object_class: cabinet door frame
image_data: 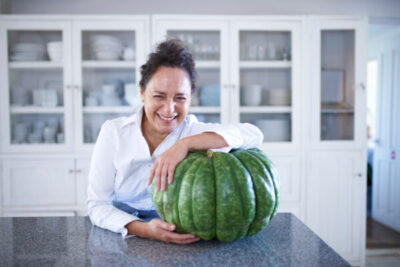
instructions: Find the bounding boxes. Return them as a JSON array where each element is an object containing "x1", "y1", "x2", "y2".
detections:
[
  {"x1": 308, "y1": 18, "x2": 368, "y2": 150},
  {"x1": 0, "y1": 19, "x2": 73, "y2": 153},
  {"x1": 152, "y1": 15, "x2": 230, "y2": 124},
  {"x1": 72, "y1": 17, "x2": 150, "y2": 152},
  {"x1": 230, "y1": 17, "x2": 302, "y2": 152}
]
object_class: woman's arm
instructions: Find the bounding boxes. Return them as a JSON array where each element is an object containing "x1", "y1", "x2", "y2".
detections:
[{"x1": 148, "y1": 132, "x2": 227, "y2": 191}]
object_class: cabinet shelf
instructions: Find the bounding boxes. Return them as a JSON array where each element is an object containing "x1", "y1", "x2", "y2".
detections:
[
  {"x1": 239, "y1": 106, "x2": 292, "y2": 113},
  {"x1": 189, "y1": 106, "x2": 221, "y2": 113},
  {"x1": 10, "y1": 106, "x2": 64, "y2": 114},
  {"x1": 83, "y1": 106, "x2": 136, "y2": 114},
  {"x1": 82, "y1": 61, "x2": 136, "y2": 69},
  {"x1": 195, "y1": 61, "x2": 220, "y2": 69},
  {"x1": 239, "y1": 61, "x2": 291, "y2": 69},
  {"x1": 9, "y1": 61, "x2": 63, "y2": 69},
  {"x1": 321, "y1": 103, "x2": 354, "y2": 114}
]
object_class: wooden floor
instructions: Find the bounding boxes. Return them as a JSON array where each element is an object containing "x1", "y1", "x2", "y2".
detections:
[{"x1": 367, "y1": 217, "x2": 400, "y2": 248}]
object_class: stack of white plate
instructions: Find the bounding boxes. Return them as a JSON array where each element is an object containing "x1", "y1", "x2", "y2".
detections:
[
  {"x1": 253, "y1": 119, "x2": 290, "y2": 141},
  {"x1": 267, "y1": 88, "x2": 291, "y2": 106},
  {"x1": 47, "y1": 41, "x2": 63, "y2": 62},
  {"x1": 90, "y1": 35, "x2": 123, "y2": 61},
  {"x1": 10, "y1": 43, "x2": 46, "y2": 61}
]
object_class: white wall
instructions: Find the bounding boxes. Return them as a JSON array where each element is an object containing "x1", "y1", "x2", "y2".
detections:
[{"x1": 4, "y1": 0, "x2": 400, "y2": 18}]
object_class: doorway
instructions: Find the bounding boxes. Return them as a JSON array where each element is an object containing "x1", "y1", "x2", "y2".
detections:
[{"x1": 366, "y1": 21, "x2": 400, "y2": 249}]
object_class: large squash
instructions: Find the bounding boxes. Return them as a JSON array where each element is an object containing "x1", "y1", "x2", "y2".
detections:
[{"x1": 151, "y1": 148, "x2": 280, "y2": 242}]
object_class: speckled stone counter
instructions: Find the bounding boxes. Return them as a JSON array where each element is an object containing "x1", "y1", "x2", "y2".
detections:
[{"x1": 0, "y1": 213, "x2": 350, "y2": 267}]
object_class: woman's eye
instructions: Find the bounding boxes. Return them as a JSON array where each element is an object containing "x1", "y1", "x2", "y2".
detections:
[
  {"x1": 153, "y1": 95, "x2": 163, "y2": 99},
  {"x1": 176, "y1": 97, "x2": 186, "y2": 101}
]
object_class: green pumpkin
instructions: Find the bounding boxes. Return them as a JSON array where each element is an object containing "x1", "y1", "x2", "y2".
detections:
[{"x1": 151, "y1": 148, "x2": 280, "y2": 242}]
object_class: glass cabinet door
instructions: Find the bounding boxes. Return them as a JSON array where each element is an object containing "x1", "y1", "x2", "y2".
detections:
[
  {"x1": 0, "y1": 20, "x2": 72, "y2": 152},
  {"x1": 311, "y1": 19, "x2": 366, "y2": 149},
  {"x1": 152, "y1": 18, "x2": 229, "y2": 124},
  {"x1": 72, "y1": 19, "x2": 148, "y2": 148},
  {"x1": 230, "y1": 20, "x2": 301, "y2": 148}
]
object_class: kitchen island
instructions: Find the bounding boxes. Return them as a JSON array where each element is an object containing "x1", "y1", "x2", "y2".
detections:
[{"x1": 0, "y1": 213, "x2": 350, "y2": 266}]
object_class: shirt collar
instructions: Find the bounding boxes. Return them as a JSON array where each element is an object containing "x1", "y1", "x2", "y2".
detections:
[{"x1": 121, "y1": 105, "x2": 144, "y2": 128}]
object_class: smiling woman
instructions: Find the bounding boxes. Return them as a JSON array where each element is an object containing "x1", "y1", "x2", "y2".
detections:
[{"x1": 86, "y1": 39, "x2": 264, "y2": 244}]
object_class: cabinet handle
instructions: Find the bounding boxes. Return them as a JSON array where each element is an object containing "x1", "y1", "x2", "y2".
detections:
[
  {"x1": 69, "y1": 169, "x2": 74, "y2": 173},
  {"x1": 357, "y1": 173, "x2": 363, "y2": 178},
  {"x1": 76, "y1": 169, "x2": 82, "y2": 173},
  {"x1": 74, "y1": 85, "x2": 81, "y2": 91},
  {"x1": 66, "y1": 85, "x2": 72, "y2": 90}
]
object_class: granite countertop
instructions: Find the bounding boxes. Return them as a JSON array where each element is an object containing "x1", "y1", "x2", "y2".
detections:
[{"x1": 0, "y1": 213, "x2": 350, "y2": 267}]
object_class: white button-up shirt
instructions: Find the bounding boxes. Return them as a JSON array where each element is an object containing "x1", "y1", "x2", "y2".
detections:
[{"x1": 87, "y1": 107, "x2": 263, "y2": 237}]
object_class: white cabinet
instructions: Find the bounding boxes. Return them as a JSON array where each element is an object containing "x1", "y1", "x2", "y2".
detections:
[
  {"x1": 306, "y1": 17, "x2": 367, "y2": 267},
  {"x1": 2, "y1": 158, "x2": 75, "y2": 207},
  {"x1": 306, "y1": 151, "x2": 366, "y2": 266},
  {"x1": 1, "y1": 157, "x2": 91, "y2": 216},
  {"x1": 0, "y1": 16, "x2": 150, "y2": 153},
  {"x1": 152, "y1": 15, "x2": 302, "y2": 152}
]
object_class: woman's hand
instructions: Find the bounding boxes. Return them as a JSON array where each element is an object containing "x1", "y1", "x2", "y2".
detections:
[
  {"x1": 127, "y1": 219, "x2": 200, "y2": 244},
  {"x1": 147, "y1": 139, "x2": 189, "y2": 191}
]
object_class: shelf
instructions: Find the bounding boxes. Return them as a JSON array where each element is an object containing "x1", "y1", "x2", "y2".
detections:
[
  {"x1": 321, "y1": 103, "x2": 354, "y2": 114},
  {"x1": 82, "y1": 61, "x2": 136, "y2": 69},
  {"x1": 8, "y1": 61, "x2": 63, "y2": 69},
  {"x1": 239, "y1": 61, "x2": 291, "y2": 69},
  {"x1": 10, "y1": 106, "x2": 64, "y2": 114},
  {"x1": 239, "y1": 106, "x2": 292, "y2": 113},
  {"x1": 195, "y1": 61, "x2": 220, "y2": 69},
  {"x1": 189, "y1": 106, "x2": 221, "y2": 113},
  {"x1": 83, "y1": 106, "x2": 136, "y2": 114}
]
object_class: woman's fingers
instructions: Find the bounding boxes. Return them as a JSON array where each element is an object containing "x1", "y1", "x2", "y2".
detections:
[
  {"x1": 168, "y1": 165, "x2": 175, "y2": 185},
  {"x1": 147, "y1": 162, "x2": 157, "y2": 186},
  {"x1": 160, "y1": 163, "x2": 169, "y2": 191},
  {"x1": 154, "y1": 162, "x2": 163, "y2": 191}
]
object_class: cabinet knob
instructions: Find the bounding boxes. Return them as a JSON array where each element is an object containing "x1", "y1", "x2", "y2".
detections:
[
  {"x1": 357, "y1": 173, "x2": 362, "y2": 178},
  {"x1": 69, "y1": 169, "x2": 74, "y2": 173},
  {"x1": 76, "y1": 169, "x2": 82, "y2": 173}
]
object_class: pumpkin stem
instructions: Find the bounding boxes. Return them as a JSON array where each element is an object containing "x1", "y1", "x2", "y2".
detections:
[{"x1": 206, "y1": 150, "x2": 214, "y2": 158}]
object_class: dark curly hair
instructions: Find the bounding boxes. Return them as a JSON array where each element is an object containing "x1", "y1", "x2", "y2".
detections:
[{"x1": 139, "y1": 39, "x2": 197, "y2": 94}]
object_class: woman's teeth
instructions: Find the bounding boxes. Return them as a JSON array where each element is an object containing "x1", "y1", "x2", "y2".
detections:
[{"x1": 158, "y1": 114, "x2": 176, "y2": 121}]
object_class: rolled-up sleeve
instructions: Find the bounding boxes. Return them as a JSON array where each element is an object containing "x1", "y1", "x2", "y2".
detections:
[
  {"x1": 183, "y1": 115, "x2": 264, "y2": 152},
  {"x1": 86, "y1": 120, "x2": 140, "y2": 237}
]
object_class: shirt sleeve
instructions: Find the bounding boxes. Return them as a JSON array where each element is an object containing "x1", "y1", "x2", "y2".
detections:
[
  {"x1": 182, "y1": 115, "x2": 264, "y2": 153},
  {"x1": 86, "y1": 120, "x2": 140, "y2": 237}
]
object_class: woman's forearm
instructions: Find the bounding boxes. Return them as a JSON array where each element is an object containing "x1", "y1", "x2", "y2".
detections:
[{"x1": 180, "y1": 132, "x2": 228, "y2": 151}]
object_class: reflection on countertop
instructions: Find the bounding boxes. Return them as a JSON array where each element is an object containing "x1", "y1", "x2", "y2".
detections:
[{"x1": 0, "y1": 213, "x2": 350, "y2": 267}]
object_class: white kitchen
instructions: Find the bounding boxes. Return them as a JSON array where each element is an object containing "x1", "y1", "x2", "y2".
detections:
[{"x1": 0, "y1": 1, "x2": 399, "y2": 266}]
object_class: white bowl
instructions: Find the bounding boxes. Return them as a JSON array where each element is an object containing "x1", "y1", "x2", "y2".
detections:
[
  {"x1": 94, "y1": 51, "x2": 120, "y2": 60},
  {"x1": 267, "y1": 88, "x2": 291, "y2": 106}
]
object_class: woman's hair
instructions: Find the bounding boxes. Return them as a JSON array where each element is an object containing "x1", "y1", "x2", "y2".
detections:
[{"x1": 139, "y1": 39, "x2": 197, "y2": 93}]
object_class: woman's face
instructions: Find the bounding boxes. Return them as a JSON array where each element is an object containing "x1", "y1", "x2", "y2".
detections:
[{"x1": 140, "y1": 66, "x2": 191, "y2": 137}]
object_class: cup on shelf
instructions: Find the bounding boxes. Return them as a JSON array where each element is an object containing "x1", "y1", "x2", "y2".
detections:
[
  {"x1": 242, "y1": 84, "x2": 263, "y2": 106},
  {"x1": 28, "y1": 132, "x2": 42, "y2": 144},
  {"x1": 10, "y1": 87, "x2": 28, "y2": 106},
  {"x1": 56, "y1": 133, "x2": 64, "y2": 143},
  {"x1": 13, "y1": 123, "x2": 28, "y2": 143},
  {"x1": 43, "y1": 126, "x2": 56, "y2": 143},
  {"x1": 85, "y1": 96, "x2": 98, "y2": 106}
]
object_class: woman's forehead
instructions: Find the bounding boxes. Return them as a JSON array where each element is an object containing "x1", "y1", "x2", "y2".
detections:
[{"x1": 148, "y1": 67, "x2": 191, "y2": 94}]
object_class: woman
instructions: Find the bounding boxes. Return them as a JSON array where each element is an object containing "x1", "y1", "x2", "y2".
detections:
[{"x1": 87, "y1": 39, "x2": 263, "y2": 244}]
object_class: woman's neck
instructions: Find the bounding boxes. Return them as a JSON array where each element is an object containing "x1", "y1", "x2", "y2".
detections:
[{"x1": 141, "y1": 114, "x2": 167, "y2": 155}]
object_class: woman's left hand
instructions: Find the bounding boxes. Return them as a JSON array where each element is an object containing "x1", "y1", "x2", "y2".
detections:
[{"x1": 148, "y1": 139, "x2": 189, "y2": 191}]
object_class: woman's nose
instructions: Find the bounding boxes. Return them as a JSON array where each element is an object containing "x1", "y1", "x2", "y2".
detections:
[{"x1": 163, "y1": 99, "x2": 176, "y2": 114}]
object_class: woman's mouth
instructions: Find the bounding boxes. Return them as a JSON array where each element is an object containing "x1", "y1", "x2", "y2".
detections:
[{"x1": 157, "y1": 113, "x2": 177, "y2": 122}]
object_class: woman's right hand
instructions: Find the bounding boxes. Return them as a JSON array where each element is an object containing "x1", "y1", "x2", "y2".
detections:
[{"x1": 127, "y1": 219, "x2": 200, "y2": 244}]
